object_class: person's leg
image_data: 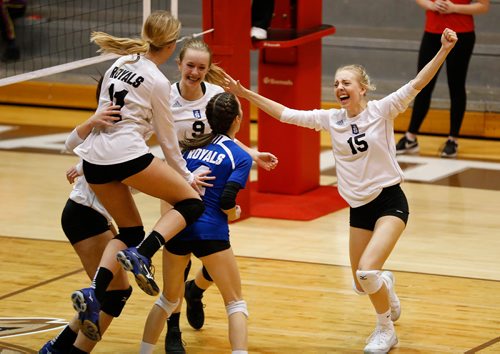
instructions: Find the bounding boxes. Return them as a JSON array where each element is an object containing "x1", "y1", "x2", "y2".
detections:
[
  {"x1": 72, "y1": 233, "x2": 129, "y2": 352},
  {"x1": 123, "y1": 158, "x2": 202, "y2": 245},
  {"x1": 407, "y1": 32, "x2": 442, "y2": 136},
  {"x1": 351, "y1": 216, "x2": 405, "y2": 352},
  {"x1": 202, "y1": 248, "x2": 247, "y2": 352},
  {"x1": 446, "y1": 32, "x2": 475, "y2": 139},
  {"x1": 44, "y1": 228, "x2": 131, "y2": 352},
  {"x1": 113, "y1": 158, "x2": 203, "y2": 295},
  {"x1": 71, "y1": 183, "x2": 143, "y2": 337},
  {"x1": 184, "y1": 265, "x2": 213, "y2": 330},
  {"x1": 71, "y1": 312, "x2": 114, "y2": 353},
  {"x1": 0, "y1": 0, "x2": 21, "y2": 61},
  {"x1": 396, "y1": 33, "x2": 442, "y2": 154},
  {"x1": 251, "y1": 0, "x2": 275, "y2": 29},
  {"x1": 140, "y1": 250, "x2": 190, "y2": 353},
  {"x1": 355, "y1": 217, "x2": 404, "y2": 313}
]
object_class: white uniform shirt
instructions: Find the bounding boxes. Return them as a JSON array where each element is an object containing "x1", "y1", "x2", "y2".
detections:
[
  {"x1": 281, "y1": 82, "x2": 420, "y2": 208},
  {"x1": 65, "y1": 130, "x2": 112, "y2": 221},
  {"x1": 74, "y1": 55, "x2": 192, "y2": 183},
  {"x1": 170, "y1": 81, "x2": 224, "y2": 141}
]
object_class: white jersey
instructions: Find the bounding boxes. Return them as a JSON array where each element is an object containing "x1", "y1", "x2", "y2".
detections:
[
  {"x1": 65, "y1": 130, "x2": 112, "y2": 221},
  {"x1": 281, "y1": 82, "x2": 420, "y2": 208},
  {"x1": 170, "y1": 81, "x2": 224, "y2": 141},
  {"x1": 74, "y1": 55, "x2": 192, "y2": 182},
  {"x1": 70, "y1": 172, "x2": 113, "y2": 222}
]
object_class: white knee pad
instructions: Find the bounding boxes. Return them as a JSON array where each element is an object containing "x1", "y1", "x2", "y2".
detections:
[
  {"x1": 356, "y1": 270, "x2": 383, "y2": 295},
  {"x1": 352, "y1": 280, "x2": 366, "y2": 295},
  {"x1": 154, "y1": 294, "x2": 179, "y2": 317},
  {"x1": 226, "y1": 300, "x2": 249, "y2": 318}
]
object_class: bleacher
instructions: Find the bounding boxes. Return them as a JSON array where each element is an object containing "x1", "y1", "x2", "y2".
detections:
[{"x1": 1, "y1": 0, "x2": 499, "y2": 137}]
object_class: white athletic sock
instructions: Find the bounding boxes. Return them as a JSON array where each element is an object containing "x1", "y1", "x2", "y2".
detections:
[
  {"x1": 405, "y1": 132, "x2": 416, "y2": 141},
  {"x1": 232, "y1": 351, "x2": 248, "y2": 354},
  {"x1": 139, "y1": 341, "x2": 155, "y2": 354},
  {"x1": 377, "y1": 308, "x2": 392, "y2": 326}
]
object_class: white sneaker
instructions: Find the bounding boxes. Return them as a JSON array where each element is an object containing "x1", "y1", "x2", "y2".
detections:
[
  {"x1": 364, "y1": 324, "x2": 398, "y2": 354},
  {"x1": 251, "y1": 27, "x2": 267, "y2": 40},
  {"x1": 381, "y1": 271, "x2": 401, "y2": 322}
]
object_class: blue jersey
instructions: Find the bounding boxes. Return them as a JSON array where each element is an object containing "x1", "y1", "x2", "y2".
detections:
[{"x1": 177, "y1": 134, "x2": 252, "y2": 241}]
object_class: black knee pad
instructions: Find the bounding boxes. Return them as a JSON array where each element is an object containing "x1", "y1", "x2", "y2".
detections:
[
  {"x1": 202, "y1": 265, "x2": 213, "y2": 282},
  {"x1": 174, "y1": 198, "x2": 205, "y2": 226},
  {"x1": 183, "y1": 259, "x2": 192, "y2": 282},
  {"x1": 114, "y1": 226, "x2": 145, "y2": 247},
  {"x1": 101, "y1": 286, "x2": 133, "y2": 317}
]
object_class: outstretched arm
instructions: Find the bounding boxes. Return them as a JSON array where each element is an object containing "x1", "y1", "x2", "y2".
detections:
[
  {"x1": 224, "y1": 73, "x2": 287, "y2": 121},
  {"x1": 411, "y1": 28, "x2": 458, "y2": 91},
  {"x1": 234, "y1": 139, "x2": 278, "y2": 171}
]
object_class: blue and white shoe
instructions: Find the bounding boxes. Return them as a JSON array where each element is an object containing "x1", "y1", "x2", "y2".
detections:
[
  {"x1": 38, "y1": 339, "x2": 63, "y2": 354},
  {"x1": 116, "y1": 247, "x2": 159, "y2": 296},
  {"x1": 71, "y1": 287, "x2": 101, "y2": 341}
]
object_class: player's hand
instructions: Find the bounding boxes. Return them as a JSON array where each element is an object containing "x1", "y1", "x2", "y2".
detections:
[
  {"x1": 432, "y1": 0, "x2": 447, "y2": 13},
  {"x1": 441, "y1": 28, "x2": 458, "y2": 51},
  {"x1": 223, "y1": 73, "x2": 247, "y2": 98},
  {"x1": 190, "y1": 169, "x2": 215, "y2": 195},
  {"x1": 66, "y1": 165, "x2": 80, "y2": 184},
  {"x1": 194, "y1": 169, "x2": 215, "y2": 187},
  {"x1": 89, "y1": 103, "x2": 121, "y2": 129},
  {"x1": 255, "y1": 152, "x2": 278, "y2": 171},
  {"x1": 436, "y1": 0, "x2": 455, "y2": 14}
]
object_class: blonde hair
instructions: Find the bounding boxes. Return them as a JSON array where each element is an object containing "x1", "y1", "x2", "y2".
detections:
[
  {"x1": 177, "y1": 38, "x2": 227, "y2": 87},
  {"x1": 91, "y1": 10, "x2": 181, "y2": 55},
  {"x1": 335, "y1": 64, "x2": 376, "y2": 93}
]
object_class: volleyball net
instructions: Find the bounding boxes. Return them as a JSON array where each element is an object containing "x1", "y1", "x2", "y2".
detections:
[{"x1": 0, "y1": 0, "x2": 191, "y2": 87}]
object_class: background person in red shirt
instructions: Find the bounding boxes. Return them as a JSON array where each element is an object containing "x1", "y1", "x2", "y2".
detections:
[{"x1": 396, "y1": 0, "x2": 489, "y2": 158}]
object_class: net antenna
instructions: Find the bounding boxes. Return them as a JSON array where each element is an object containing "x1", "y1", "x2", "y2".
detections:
[{"x1": 0, "y1": 0, "x2": 212, "y2": 88}]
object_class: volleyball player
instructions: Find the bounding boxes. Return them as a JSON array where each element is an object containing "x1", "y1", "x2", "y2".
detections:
[
  {"x1": 40, "y1": 105, "x2": 132, "y2": 353},
  {"x1": 68, "y1": 11, "x2": 211, "y2": 342},
  {"x1": 164, "y1": 38, "x2": 278, "y2": 352},
  {"x1": 140, "y1": 92, "x2": 252, "y2": 354},
  {"x1": 224, "y1": 28, "x2": 457, "y2": 353}
]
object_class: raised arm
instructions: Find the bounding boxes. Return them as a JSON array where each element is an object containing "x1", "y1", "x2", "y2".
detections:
[
  {"x1": 411, "y1": 28, "x2": 457, "y2": 91},
  {"x1": 224, "y1": 73, "x2": 287, "y2": 121}
]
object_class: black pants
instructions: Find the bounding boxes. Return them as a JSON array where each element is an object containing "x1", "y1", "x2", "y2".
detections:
[
  {"x1": 408, "y1": 31, "x2": 476, "y2": 137},
  {"x1": 0, "y1": 0, "x2": 26, "y2": 41},
  {"x1": 252, "y1": 0, "x2": 275, "y2": 29}
]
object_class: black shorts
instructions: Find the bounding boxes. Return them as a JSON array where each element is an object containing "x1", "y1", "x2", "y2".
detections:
[
  {"x1": 349, "y1": 184, "x2": 409, "y2": 231},
  {"x1": 83, "y1": 153, "x2": 155, "y2": 184},
  {"x1": 61, "y1": 199, "x2": 111, "y2": 245},
  {"x1": 165, "y1": 238, "x2": 231, "y2": 258}
]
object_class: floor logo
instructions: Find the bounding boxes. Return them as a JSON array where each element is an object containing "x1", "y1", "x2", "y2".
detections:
[{"x1": 0, "y1": 317, "x2": 66, "y2": 339}]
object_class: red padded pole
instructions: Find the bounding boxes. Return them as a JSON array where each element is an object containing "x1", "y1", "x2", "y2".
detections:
[
  {"x1": 202, "y1": 0, "x2": 252, "y2": 219},
  {"x1": 257, "y1": 0, "x2": 323, "y2": 194}
]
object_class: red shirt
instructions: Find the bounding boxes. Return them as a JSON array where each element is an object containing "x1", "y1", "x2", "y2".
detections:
[{"x1": 425, "y1": 0, "x2": 475, "y2": 33}]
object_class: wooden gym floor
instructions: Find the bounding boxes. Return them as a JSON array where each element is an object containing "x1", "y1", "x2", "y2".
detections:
[{"x1": 1, "y1": 104, "x2": 500, "y2": 353}]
